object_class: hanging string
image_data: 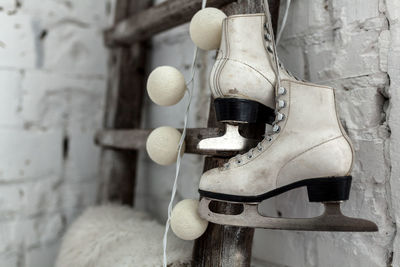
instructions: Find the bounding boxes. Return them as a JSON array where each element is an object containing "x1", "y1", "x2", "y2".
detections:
[
  {"x1": 276, "y1": 0, "x2": 291, "y2": 45},
  {"x1": 162, "y1": 1, "x2": 207, "y2": 266},
  {"x1": 264, "y1": 0, "x2": 281, "y2": 90}
]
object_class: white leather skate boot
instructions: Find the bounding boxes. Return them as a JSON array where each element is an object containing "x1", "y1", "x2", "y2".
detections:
[
  {"x1": 198, "y1": 1, "x2": 377, "y2": 232},
  {"x1": 201, "y1": 79, "x2": 354, "y2": 200},
  {"x1": 198, "y1": 13, "x2": 294, "y2": 152}
]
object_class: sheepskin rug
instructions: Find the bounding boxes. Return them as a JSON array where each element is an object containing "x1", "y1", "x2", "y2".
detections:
[{"x1": 55, "y1": 205, "x2": 192, "y2": 267}]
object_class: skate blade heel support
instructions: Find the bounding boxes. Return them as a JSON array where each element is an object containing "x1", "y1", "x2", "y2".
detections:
[
  {"x1": 197, "y1": 98, "x2": 274, "y2": 153},
  {"x1": 306, "y1": 176, "x2": 352, "y2": 202},
  {"x1": 198, "y1": 176, "x2": 378, "y2": 232},
  {"x1": 214, "y1": 98, "x2": 275, "y2": 124}
]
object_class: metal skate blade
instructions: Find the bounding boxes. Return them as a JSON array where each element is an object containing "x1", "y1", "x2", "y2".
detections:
[
  {"x1": 199, "y1": 198, "x2": 378, "y2": 232},
  {"x1": 197, "y1": 124, "x2": 258, "y2": 152}
]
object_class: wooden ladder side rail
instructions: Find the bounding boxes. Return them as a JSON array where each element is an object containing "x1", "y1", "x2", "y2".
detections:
[{"x1": 98, "y1": 0, "x2": 152, "y2": 205}]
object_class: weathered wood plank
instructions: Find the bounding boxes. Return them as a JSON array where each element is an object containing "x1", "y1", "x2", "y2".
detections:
[
  {"x1": 105, "y1": 0, "x2": 236, "y2": 47},
  {"x1": 95, "y1": 127, "x2": 263, "y2": 156},
  {"x1": 95, "y1": 128, "x2": 221, "y2": 154},
  {"x1": 192, "y1": 1, "x2": 280, "y2": 266},
  {"x1": 98, "y1": 0, "x2": 152, "y2": 205},
  {"x1": 192, "y1": 102, "x2": 257, "y2": 266}
]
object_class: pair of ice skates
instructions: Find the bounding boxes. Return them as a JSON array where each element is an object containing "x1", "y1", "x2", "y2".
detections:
[{"x1": 196, "y1": 5, "x2": 377, "y2": 232}]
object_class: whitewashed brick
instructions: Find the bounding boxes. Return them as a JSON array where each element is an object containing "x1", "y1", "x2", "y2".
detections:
[
  {"x1": 43, "y1": 25, "x2": 108, "y2": 75},
  {"x1": 21, "y1": 0, "x2": 114, "y2": 28},
  {"x1": 21, "y1": 71, "x2": 106, "y2": 128},
  {"x1": 0, "y1": 70, "x2": 23, "y2": 127},
  {"x1": 0, "y1": 1, "x2": 110, "y2": 266},
  {"x1": 21, "y1": 214, "x2": 63, "y2": 248},
  {"x1": 352, "y1": 139, "x2": 386, "y2": 184},
  {"x1": 278, "y1": 41, "x2": 306, "y2": 79},
  {"x1": 307, "y1": 28, "x2": 382, "y2": 81},
  {"x1": 0, "y1": 221, "x2": 18, "y2": 253},
  {"x1": 25, "y1": 242, "x2": 60, "y2": 267},
  {"x1": 0, "y1": 129, "x2": 62, "y2": 181},
  {"x1": 60, "y1": 179, "x2": 98, "y2": 211},
  {"x1": 0, "y1": 14, "x2": 36, "y2": 69},
  {"x1": 0, "y1": 252, "x2": 18, "y2": 267},
  {"x1": 314, "y1": 235, "x2": 386, "y2": 267},
  {"x1": 387, "y1": 3, "x2": 400, "y2": 266},
  {"x1": 0, "y1": 0, "x2": 16, "y2": 12},
  {"x1": 64, "y1": 129, "x2": 101, "y2": 181},
  {"x1": 283, "y1": 0, "x2": 330, "y2": 38},
  {"x1": 252, "y1": 230, "x2": 308, "y2": 267},
  {"x1": 0, "y1": 177, "x2": 60, "y2": 218},
  {"x1": 0, "y1": 214, "x2": 62, "y2": 255},
  {"x1": 336, "y1": 0, "x2": 380, "y2": 24},
  {"x1": 387, "y1": 0, "x2": 400, "y2": 21},
  {"x1": 61, "y1": 205, "x2": 85, "y2": 226}
]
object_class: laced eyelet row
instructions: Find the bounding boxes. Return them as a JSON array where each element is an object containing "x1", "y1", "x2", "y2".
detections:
[
  {"x1": 247, "y1": 148, "x2": 255, "y2": 159},
  {"x1": 257, "y1": 143, "x2": 263, "y2": 151},
  {"x1": 276, "y1": 112, "x2": 285, "y2": 121},
  {"x1": 278, "y1": 86, "x2": 286, "y2": 95},
  {"x1": 278, "y1": 99, "x2": 286, "y2": 109},
  {"x1": 223, "y1": 18, "x2": 287, "y2": 170},
  {"x1": 223, "y1": 85, "x2": 287, "y2": 170},
  {"x1": 270, "y1": 85, "x2": 286, "y2": 134},
  {"x1": 264, "y1": 23, "x2": 274, "y2": 55}
]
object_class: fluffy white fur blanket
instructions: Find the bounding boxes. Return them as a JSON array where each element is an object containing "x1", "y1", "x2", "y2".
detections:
[{"x1": 55, "y1": 205, "x2": 192, "y2": 267}]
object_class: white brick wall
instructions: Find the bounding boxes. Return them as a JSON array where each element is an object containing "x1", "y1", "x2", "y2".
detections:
[
  {"x1": 0, "y1": 0, "x2": 114, "y2": 266},
  {"x1": 1, "y1": 0, "x2": 398, "y2": 266},
  {"x1": 136, "y1": 0, "x2": 400, "y2": 266}
]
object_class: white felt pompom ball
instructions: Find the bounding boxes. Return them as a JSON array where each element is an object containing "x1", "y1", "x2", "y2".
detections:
[
  {"x1": 146, "y1": 126, "x2": 185, "y2": 166},
  {"x1": 170, "y1": 199, "x2": 208, "y2": 240},
  {"x1": 189, "y1": 8, "x2": 227, "y2": 50},
  {"x1": 147, "y1": 66, "x2": 186, "y2": 106}
]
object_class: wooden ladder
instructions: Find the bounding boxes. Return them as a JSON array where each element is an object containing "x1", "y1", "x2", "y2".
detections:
[{"x1": 97, "y1": 0, "x2": 280, "y2": 266}]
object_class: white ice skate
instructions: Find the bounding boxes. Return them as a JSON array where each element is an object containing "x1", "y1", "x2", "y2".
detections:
[
  {"x1": 198, "y1": 1, "x2": 377, "y2": 232},
  {"x1": 197, "y1": 11, "x2": 284, "y2": 153}
]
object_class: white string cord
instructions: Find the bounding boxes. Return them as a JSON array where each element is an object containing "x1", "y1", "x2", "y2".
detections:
[
  {"x1": 162, "y1": 1, "x2": 207, "y2": 266},
  {"x1": 276, "y1": 0, "x2": 291, "y2": 45},
  {"x1": 264, "y1": 0, "x2": 281, "y2": 89}
]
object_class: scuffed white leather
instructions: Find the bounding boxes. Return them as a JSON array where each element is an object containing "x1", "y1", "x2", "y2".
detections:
[
  {"x1": 210, "y1": 14, "x2": 290, "y2": 109},
  {"x1": 199, "y1": 80, "x2": 354, "y2": 196}
]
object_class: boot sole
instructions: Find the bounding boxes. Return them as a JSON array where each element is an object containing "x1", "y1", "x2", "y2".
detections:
[
  {"x1": 214, "y1": 98, "x2": 275, "y2": 124},
  {"x1": 199, "y1": 176, "x2": 352, "y2": 203}
]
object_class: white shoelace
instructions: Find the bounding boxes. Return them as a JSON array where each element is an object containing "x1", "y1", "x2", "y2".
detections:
[{"x1": 162, "y1": 1, "x2": 207, "y2": 266}]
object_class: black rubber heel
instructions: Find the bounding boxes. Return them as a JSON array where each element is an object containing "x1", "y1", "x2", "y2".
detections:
[
  {"x1": 307, "y1": 176, "x2": 352, "y2": 202},
  {"x1": 214, "y1": 98, "x2": 275, "y2": 124}
]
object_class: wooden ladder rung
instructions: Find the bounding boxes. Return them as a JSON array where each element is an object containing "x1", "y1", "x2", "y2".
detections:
[
  {"x1": 95, "y1": 128, "x2": 247, "y2": 157},
  {"x1": 104, "y1": 0, "x2": 236, "y2": 47}
]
